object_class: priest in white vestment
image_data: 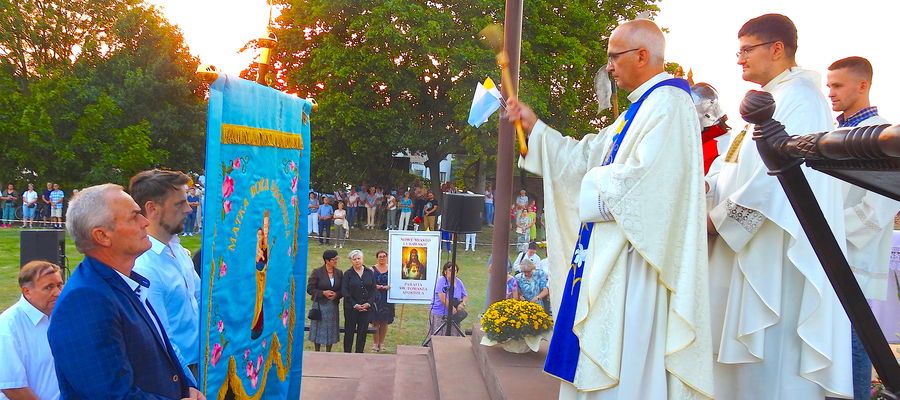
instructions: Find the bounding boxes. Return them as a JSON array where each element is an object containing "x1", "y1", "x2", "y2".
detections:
[
  {"x1": 707, "y1": 14, "x2": 853, "y2": 399},
  {"x1": 508, "y1": 19, "x2": 714, "y2": 400}
]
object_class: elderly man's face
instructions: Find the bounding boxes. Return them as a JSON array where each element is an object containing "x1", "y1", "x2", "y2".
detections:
[
  {"x1": 107, "y1": 191, "x2": 151, "y2": 258},
  {"x1": 22, "y1": 271, "x2": 64, "y2": 316},
  {"x1": 606, "y1": 28, "x2": 644, "y2": 92}
]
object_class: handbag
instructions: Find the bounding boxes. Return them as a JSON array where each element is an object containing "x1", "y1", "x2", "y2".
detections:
[{"x1": 308, "y1": 301, "x2": 322, "y2": 320}]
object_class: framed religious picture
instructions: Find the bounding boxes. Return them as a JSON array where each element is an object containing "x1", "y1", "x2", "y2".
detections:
[{"x1": 387, "y1": 230, "x2": 441, "y2": 304}]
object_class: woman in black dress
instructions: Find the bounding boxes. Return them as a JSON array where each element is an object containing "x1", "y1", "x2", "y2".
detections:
[
  {"x1": 341, "y1": 249, "x2": 376, "y2": 353},
  {"x1": 369, "y1": 250, "x2": 395, "y2": 351},
  {"x1": 307, "y1": 250, "x2": 343, "y2": 351}
]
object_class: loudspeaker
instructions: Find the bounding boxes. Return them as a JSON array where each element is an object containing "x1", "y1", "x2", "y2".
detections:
[
  {"x1": 441, "y1": 193, "x2": 484, "y2": 233},
  {"x1": 20, "y1": 229, "x2": 66, "y2": 268}
]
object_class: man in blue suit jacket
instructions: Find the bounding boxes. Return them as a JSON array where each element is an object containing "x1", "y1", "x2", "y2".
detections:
[{"x1": 47, "y1": 184, "x2": 205, "y2": 400}]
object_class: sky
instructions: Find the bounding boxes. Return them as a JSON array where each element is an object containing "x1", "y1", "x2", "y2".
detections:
[{"x1": 149, "y1": 0, "x2": 898, "y2": 124}]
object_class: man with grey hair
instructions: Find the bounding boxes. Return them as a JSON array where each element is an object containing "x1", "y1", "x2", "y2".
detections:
[
  {"x1": 47, "y1": 184, "x2": 204, "y2": 400},
  {"x1": 0, "y1": 261, "x2": 63, "y2": 400},
  {"x1": 508, "y1": 19, "x2": 713, "y2": 399}
]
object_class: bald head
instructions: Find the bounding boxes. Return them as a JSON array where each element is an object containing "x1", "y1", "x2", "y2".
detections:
[
  {"x1": 606, "y1": 19, "x2": 666, "y2": 91},
  {"x1": 612, "y1": 20, "x2": 665, "y2": 66}
]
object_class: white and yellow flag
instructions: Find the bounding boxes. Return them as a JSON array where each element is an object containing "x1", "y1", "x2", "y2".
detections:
[{"x1": 467, "y1": 77, "x2": 502, "y2": 127}]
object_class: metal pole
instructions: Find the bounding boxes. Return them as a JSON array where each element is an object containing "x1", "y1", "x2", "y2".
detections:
[
  {"x1": 488, "y1": 0, "x2": 524, "y2": 306},
  {"x1": 446, "y1": 233, "x2": 458, "y2": 336}
]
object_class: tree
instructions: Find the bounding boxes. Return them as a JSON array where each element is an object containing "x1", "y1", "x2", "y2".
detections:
[
  {"x1": 0, "y1": 2, "x2": 207, "y2": 187},
  {"x1": 0, "y1": 0, "x2": 139, "y2": 91},
  {"x1": 259, "y1": 0, "x2": 659, "y2": 193}
]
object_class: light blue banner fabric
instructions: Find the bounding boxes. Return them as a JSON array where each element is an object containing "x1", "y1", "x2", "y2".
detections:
[{"x1": 199, "y1": 75, "x2": 310, "y2": 399}]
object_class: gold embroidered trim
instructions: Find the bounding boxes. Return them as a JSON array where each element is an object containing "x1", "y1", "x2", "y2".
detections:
[
  {"x1": 724, "y1": 125, "x2": 748, "y2": 163},
  {"x1": 221, "y1": 124, "x2": 304, "y2": 149},
  {"x1": 214, "y1": 278, "x2": 296, "y2": 400}
]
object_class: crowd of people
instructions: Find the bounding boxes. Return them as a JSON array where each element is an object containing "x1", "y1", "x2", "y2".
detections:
[
  {"x1": 307, "y1": 181, "x2": 448, "y2": 238},
  {"x1": 0, "y1": 182, "x2": 67, "y2": 229},
  {"x1": 0, "y1": 179, "x2": 205, "y2": 235},
  {"x1": 306, "y1": 180, "x2": 550, "y2": 258},
  {"x1": 2, "y1": 168, "x2": 532, "y2": 399},
  {"x1": 1, "y1": 171, "x2": 208, "y2": 399},
  {"x1": 308, "y1": 248, "x2": 468, "y2": 352}
]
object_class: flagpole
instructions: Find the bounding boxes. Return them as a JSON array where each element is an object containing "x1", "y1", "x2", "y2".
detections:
[{"x1": 488, "y1": 0, "x2": 524, "y2": 306}]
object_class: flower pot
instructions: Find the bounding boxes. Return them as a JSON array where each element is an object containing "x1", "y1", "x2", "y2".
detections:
[{"x1": 480, "y1": 334, "x2": 544, "y2": 353}]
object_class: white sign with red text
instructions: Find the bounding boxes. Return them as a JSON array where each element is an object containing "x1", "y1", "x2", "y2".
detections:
[{"x1": 387, "y1": 230, "x2": 441, "y2": 304}]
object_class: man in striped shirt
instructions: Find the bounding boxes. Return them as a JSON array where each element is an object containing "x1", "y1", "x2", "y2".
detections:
[{"x1": 48, "y1": 184, "x2": 65, "y2": 229}]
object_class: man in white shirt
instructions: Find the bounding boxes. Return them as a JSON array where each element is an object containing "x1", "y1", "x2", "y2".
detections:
[
  {"x1": 0, "y1": 261, "x2": 64, "y2": 400},
  {"x1": 707, "y1": 14, "x2": 852, "y2": 398},
  {"x1": 129, "y1": 169, "x2": 201, "y2": 376},
  {"x1": 826, "y1": 56, "x2": 900, "y2": 400}
]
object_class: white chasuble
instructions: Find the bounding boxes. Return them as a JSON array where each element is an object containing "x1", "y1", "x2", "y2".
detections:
[
  {"x1": 708, "y1": 68, "x2": 853, "y2": 399},
  {"x1": 840, "y1": 114, "x2": 900, "y2": 301},
  {"x1": 520, "y1": 73, "x2": 714, "y2": 399}
]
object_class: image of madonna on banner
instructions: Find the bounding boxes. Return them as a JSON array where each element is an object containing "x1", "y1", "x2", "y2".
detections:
[
  {"x1": 388, "y1": 231, "x2": 441, "y2": 304},
  {"x1": 199, "y1": 74, "x2": 311, "y2": 399}
]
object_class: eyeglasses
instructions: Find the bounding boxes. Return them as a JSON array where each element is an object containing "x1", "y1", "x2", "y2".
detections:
[
  {"x1": 736, "y1": 41, "x2": 777, "y2": 59},
  {"x1": 607, "y1": 48, "x2": 640, "y2": 63}
]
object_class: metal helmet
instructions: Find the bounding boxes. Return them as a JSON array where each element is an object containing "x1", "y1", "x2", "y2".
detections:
[{"x1": 690, "y1": 82, "x2": 726, "y2": 128}]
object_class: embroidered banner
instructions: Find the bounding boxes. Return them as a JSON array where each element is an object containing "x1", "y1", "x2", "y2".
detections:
[{"x1": 199, "y1": 74, "x2": 311, "y2": 399}]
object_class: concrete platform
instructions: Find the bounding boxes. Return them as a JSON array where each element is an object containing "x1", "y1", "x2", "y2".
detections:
[
  {"x1": 394, "y1": 346, "x2": 437, "y2": 400},
  {"x1": 301, "y1": 351, "x2": 396, "y2": 400},
  {"x1": 300, "y1": 329, "x2": 556, "y2": 399},
  {"x1": 429, "y1": 336, "x2": 491, "y2": 400}
]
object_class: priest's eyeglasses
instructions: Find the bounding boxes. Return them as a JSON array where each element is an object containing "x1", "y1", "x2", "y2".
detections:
[
  {"x1": 607, "y1": 48, "x2": 640, "y2": 62},
  {"x1": 736, "y1": 41, "x2": 777, "y2": 59}
]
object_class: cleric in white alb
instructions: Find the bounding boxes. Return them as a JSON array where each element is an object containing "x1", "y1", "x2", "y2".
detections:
[
  {"x1": 509, "y1": 19, "x2": 713, "y2": 400},
  {"x1": 707, "y1": 14, "x2": 852, "y2": 399}
]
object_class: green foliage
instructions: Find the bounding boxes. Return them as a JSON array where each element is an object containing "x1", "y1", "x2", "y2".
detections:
[
  {"x1": 259, "y1": 0, "x2": 658, "y2": 189},
  {"x1": 0, "y1": 2, "x2": 206, "y2": 188}
]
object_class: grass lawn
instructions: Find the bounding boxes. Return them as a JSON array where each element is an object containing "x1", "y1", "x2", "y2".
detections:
[{"x1": 0, "y1": 225, "x2": 525, "y2": 354}]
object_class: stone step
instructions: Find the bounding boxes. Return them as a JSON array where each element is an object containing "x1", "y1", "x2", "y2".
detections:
[
  {"x1": 470, "y1": 327, "x2": 559, "y2": 400},
  {"x1": 393, "y1": 346, "x2": 438, "y2": 400},
  {"x1": 397, "y1": 345, "x2": 429, "y2": 356},
  {"x1": 429, "y1": 336, "x2": 491, "y2": 400},
  {"x1": 301, "y1": 351, "x2": 396, "y2": 400}
]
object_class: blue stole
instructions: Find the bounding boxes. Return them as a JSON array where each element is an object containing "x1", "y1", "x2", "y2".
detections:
[{"x1": 543, "y1": 78, "x2": 691, "y2": 383}]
